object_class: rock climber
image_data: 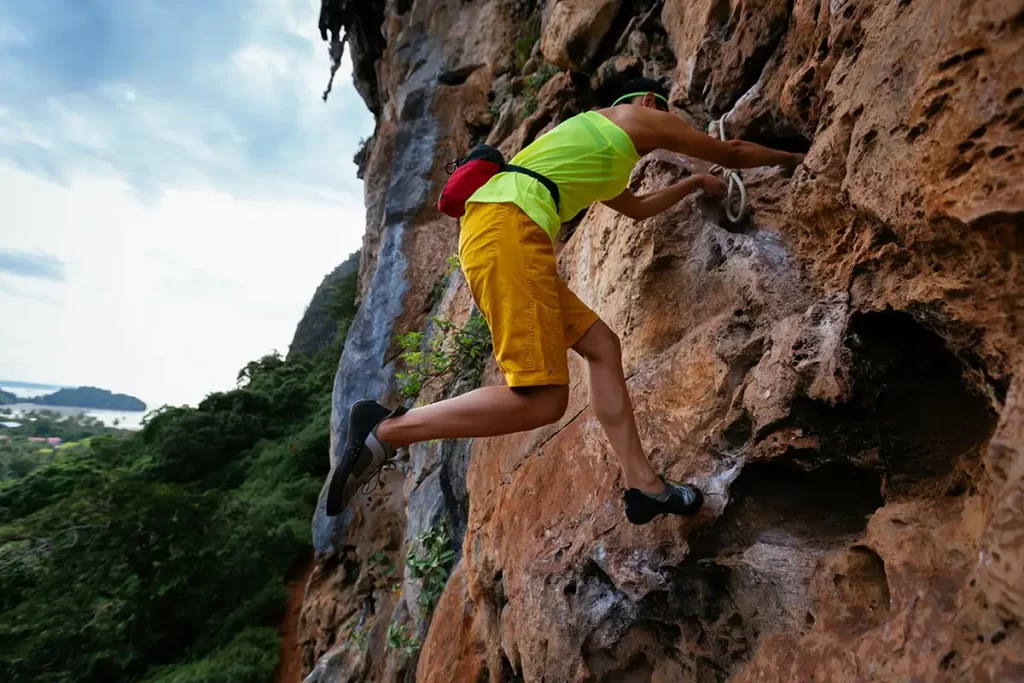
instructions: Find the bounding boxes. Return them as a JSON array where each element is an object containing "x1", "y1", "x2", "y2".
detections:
[{"x1": 327, "y1": 77, "x2": 804, "y2": 524}]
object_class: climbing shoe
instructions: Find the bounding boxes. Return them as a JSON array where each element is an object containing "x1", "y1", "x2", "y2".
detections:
[
  {"x1": 623, "y1": 477, "x2": 704, "y2": 525},
  {"x1": 325, "y1": 400, "x2": 407, "y2": 516}
]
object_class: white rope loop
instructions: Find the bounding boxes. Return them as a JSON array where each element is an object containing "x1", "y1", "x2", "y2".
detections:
[{"x1": 709, "y1": 117, "x2": 747, "y2": 223}]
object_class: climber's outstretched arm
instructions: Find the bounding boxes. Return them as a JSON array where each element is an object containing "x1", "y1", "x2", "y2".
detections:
[
  {"x1": 602, "y1": 174, "x2": 727, "y2": 220},
  {"x1": 629, "y1": 107, "x2": 803, "y2": 170}
]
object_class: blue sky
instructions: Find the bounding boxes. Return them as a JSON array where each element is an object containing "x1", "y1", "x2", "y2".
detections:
[{"x1": 0, "y1": 0, "x2": 374, "y2": 407}]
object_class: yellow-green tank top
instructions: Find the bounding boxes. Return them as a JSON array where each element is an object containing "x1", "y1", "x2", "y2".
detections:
[{"x1": 465, "y1": 111, "x2": 640, "y2": 240}]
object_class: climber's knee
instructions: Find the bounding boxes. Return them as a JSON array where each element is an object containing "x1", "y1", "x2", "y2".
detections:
[
  {"x1": 513, "y1": 384, "x2": 569, "y2": 427},
  {"x1": 573, "y1": 320, "x2": 622, "y2": 366}
]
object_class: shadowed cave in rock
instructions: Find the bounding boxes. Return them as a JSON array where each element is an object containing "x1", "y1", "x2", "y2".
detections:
[{"x1": 783, "y1": 309, "x2": 998, "y2": 498}]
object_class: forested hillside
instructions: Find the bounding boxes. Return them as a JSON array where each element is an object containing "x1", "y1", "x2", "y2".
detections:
[
  {"x1": 289, "y1": 252, "x2": 360, "y2": 360},
  {"x1": 0, "y1": 265, "x2": 360, "y2": 683},
  {"x1": 0, "y1": 412, "x2": 126, "y2": 482}
]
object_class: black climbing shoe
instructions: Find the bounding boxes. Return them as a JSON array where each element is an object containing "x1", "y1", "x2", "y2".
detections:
[
  {"x1": 325, "y1": 400, "x2": 407, "y2": 516},
  {"x1": 623, "y1": 477, "x2": 704, "y2": 525}
]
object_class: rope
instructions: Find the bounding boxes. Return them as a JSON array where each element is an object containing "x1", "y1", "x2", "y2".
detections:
[{"x1": 708, "y1": 116, "x2": 747, "y2": 223}]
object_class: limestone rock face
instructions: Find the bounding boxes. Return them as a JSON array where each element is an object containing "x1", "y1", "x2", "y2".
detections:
[
  {"x1": 303, "y1": 1, "x2": 1023, "y2": 682},
  {"x1": 540, "y1": 0, "x2": 623, "y2": 71}
]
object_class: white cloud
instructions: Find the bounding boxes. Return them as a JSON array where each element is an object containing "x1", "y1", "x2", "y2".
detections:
[
  {"x1": 233, "y1": 44, "x2": 293, "y2": 75},
  {"x1": 0, "y1": 0, "x2": 374, "y2": 202},
  {"x1": 0, "y1": 0, "x2": 375, "y2": 409},
  {"x1": 0, "y1": 165, "x2": 366, "y2": 408},
  {"x1": 49, "y1": 99, "x2": 111, "y2": 151},
  {"x1": 0, "y1": 21, "x2": 29, "y2": 47},
  {"x1": 0, "y1": 107, "x2": 55, "y2": 150}
]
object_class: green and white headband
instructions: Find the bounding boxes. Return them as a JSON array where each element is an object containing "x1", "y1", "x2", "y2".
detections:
[{"x1": 612, "y1": 91, "x2": 669, "y2": 107}]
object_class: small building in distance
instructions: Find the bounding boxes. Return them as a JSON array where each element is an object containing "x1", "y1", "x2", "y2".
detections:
[{"x1": 27, "y1": 436, "x2": 62, "y2": 446}]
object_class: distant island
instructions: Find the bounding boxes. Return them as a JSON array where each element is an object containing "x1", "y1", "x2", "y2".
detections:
[{"x1": 0, "y1": 384, "x2": 146, "y2": 411}]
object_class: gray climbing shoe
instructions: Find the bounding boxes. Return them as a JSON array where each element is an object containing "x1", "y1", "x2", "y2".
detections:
[
  {"x1": 325, "y1": 400, "x2": 407, "y2": 516},
  {"x1": 623, "y1": 477, "x2": 704, "y2": 525}
]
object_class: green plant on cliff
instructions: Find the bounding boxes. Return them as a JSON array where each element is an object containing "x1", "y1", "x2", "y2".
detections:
[
  {"x1": 405, "y1": 520, "x2": 456, "y2": 617},
  {"x1": 519, "y1": 63, "x2": 560, "y2": 120},
  {"x1": 427, "y1": 277, "x2": 447, "y2": 311},
  {"x1": 488, "y1": 94, "x2": 507, "y2": 123},
  {"x1": 386, "y1": 622, "x2": 419, "y2": 654},
  {"x1": 326, "y1": 262, "x2": 360, "y2": 342},
  {"x1": 529, "y1": 62, "x2": 559, "y2": 90},
  {"x1": 395, "y1": 310, "x2": 491, "y2": 400},
  {"x1": 346, "y1": 621, "x2": 368, "y2": 650},
  {"x1": 514, "y1": 14, "x2": 541, "y2": 72},
  {"x1": 521, "y1": 91, "x2": 539, "y2": 119},
  {"x1": 368, "y1": 549, "x2": 397, "y2": 577},
  {"x1": 353, "y1": 135, "x2": 373, "y2": 180},
  {"x1": 426, "y1": 254, "x2": 465, "y2": 311},
  {"x1": 446, "y1": 253, "x2": 461, "y2": 274}
]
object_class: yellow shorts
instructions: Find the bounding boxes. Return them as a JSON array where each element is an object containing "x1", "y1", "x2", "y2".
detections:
[{"x1": 459, "y1": 202, "x2": 600, "y2": 387}]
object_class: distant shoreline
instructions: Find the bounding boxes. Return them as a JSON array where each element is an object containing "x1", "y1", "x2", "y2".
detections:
[
  {"x1": 2, "y1": 403, "x2": 147, "y2": 430},
  {"x1": 2, "y1": 402, "x2": 145, "y2": 414}
]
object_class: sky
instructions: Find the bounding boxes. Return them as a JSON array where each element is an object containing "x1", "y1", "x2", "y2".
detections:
[{"x1": 0, "y1": 0, "x2": 374, "y2": 408}]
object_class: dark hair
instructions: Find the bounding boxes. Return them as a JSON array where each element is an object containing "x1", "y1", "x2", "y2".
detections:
[{"x1": 605, "y1": 77, "x2": 669, "y2": 109}]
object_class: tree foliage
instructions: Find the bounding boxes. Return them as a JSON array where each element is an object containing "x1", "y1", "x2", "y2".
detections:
[{"x1": 0, "y1": 267, "x2": 360, "y2": 683}]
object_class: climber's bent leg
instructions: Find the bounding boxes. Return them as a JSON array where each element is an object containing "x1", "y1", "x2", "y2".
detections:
[
  {"x1": 572, "y1": 320, "x2": 704, "y2": 524},
  {"x1": 376, "y1": 384, "x2": 567, "y2": 447},
  {"x1": 326, "y1": 386, "x2": 567, "y2": 515},
  {"x1": 571, "y1": 320, "x2": 661, "y2": 493}
]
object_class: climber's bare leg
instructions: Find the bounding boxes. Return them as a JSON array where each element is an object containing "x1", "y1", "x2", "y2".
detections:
[
  {"x1": 375, "y1": 384, "x2": 568, "y2": 447},
  {"x1": 571, "y1": 320, "x2": 664, "y2": 495}
]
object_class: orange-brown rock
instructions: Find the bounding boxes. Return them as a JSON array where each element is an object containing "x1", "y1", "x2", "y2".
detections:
[
  {"x1": 540, "y1": 0, "x2": 623, "y2": 71},
  {"x1": 305, "y1": 0, "x2": 1023, "y2": 681}
]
